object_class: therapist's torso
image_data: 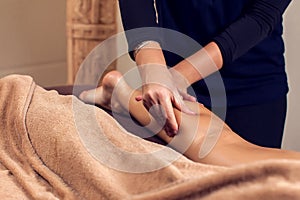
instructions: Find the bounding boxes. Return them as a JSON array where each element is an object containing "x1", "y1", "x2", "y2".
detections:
[{"x1": 156, "y1": 0, "x2": 288, "y2": 107}]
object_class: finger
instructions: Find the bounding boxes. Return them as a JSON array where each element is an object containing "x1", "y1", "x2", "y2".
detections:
[
  {"x1": 173, "y1": 92, "x2": 196, "y2": 115},
  {"x1": 179, "y1": 91, "x2": 197, "y2": 102},
  {"x1": 142, "y1": 91, "x2": 159, "y2": 111},
  {"x1": 160, "y1": 97, "x2": 179, "y2": 137},
  {"x1": 147, "y1": 103, "x2": 169, "y2": 137}
]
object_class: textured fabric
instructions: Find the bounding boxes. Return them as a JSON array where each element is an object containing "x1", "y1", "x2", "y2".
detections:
[{"x1": 1, "y1": 74, "x2": 300, "y2": 199}]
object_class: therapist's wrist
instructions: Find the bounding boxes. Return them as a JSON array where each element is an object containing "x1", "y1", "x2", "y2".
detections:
[
  {"x1": 135, "y1": 41, "x2": 169, "y2": 85},
  {"x1": 134, "y1": 41, "x2": 163, "y2": 65},
  {"x1": 134, "y1": 41, "x2": 160, "y2": 60}
]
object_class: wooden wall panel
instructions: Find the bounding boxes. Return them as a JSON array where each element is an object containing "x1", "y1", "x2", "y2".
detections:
[{"x1": 66, "y1": 0, "x2": 117, "y2": 84}]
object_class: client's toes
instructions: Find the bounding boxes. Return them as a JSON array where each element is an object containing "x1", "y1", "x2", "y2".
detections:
[
  {"x1": 79, "y1": 87, "x2": 114, "y2": 111},
  {"x1": 79, "y1": 71, "x2": 126, "y2": 113},
  {"x1": 79, "y1": 89, "x2": 97, "y2": 104}
]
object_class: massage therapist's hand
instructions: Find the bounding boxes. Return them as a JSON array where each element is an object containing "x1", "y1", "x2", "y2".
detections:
[
  {"x1": 169, "y1": 67, "x2": 197, "y2": 103},
  {"x1": 136, "y1": 64, "x2": 196, "y2": 137},
  {"x1": 134, "y1": 41, "x2": 197, "y2": 137}
]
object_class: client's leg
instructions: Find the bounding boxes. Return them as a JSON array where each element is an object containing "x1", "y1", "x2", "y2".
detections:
[{"x1": 80, "y1": 71, "x2": 300, "y2": 166}]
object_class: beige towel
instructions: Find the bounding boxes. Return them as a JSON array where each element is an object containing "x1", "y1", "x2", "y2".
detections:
[{"x1": 1, "y1": 74, "x2": 300, "y2": 200}]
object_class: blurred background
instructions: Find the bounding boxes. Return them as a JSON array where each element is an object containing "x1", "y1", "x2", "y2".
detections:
[{"x1": 0, "y1": 0, "x2": 299, "y2": 151}]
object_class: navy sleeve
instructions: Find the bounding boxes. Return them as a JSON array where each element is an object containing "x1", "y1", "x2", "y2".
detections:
[
  {"x1": 118, "y1": 0, "x2": 162, "y2": 59},
  {"x1": 213, "y1": 0, "x2": 291, "y2": 65},
  {"x1": 118, "y1": 0, "x2": 158, "y2": 30}
]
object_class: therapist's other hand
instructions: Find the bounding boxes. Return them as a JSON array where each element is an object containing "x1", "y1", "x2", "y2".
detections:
[
  {"x1": 169, "y1": 67, "x2": 197, "y2": 103},
  {"x1": 136, "y1": 65, "x2": 196, "y2": 137}
]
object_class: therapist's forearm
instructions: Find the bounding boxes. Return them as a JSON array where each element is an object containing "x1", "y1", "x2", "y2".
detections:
[
  {"x1": 135, "y1": 42, "x2": 166, "y2": 67},
  {"x1": 134, "y1": 42, "x2": 169, "y2": 82},
  {"x1": 173, "y1": 42, "x2": 223, "y2": 85}
]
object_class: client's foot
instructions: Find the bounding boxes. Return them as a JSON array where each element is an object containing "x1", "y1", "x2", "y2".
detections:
[{"x1": 79, "y1": 71, "x2": 125, "y2": 113}]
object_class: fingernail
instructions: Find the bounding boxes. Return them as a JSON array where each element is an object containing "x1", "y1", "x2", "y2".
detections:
[
  {"x1": 170, "y1": 130, "x2": 178, "y2": 137},
  {"x1": 167, "y1": 132, "x2": 175, "y2": 137}
]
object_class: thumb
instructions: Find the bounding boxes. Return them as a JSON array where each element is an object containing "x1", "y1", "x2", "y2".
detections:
[
  {"x1": 135, "y1": 95, "x2": 143, "y2": 101},
  {"x1": 173, "y1": 92, "x2": 196, "y2": 115},
  {"x1": 179, "y1": 91, "x2": 197, "y2": 102}
]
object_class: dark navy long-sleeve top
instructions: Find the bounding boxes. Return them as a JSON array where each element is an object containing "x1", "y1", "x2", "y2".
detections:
[{"x1": 118, "y1": 0, "x2": 291, "y2": 107}]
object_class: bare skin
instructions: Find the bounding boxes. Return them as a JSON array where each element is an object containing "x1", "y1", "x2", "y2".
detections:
[
  {"x1": 80, "y1": 71, "x2": 300, "y2": 167},
  {"x1": 134, "y1": 41, "x2": 222, "y2": 137}
]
